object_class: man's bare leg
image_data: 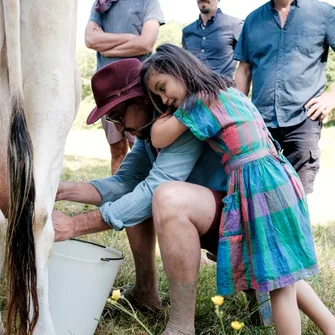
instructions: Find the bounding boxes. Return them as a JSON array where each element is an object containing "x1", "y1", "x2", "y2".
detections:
[
  {"x1": 110, "y1": 138, "x2": 128, "y2": 175},
  {"x1": 125, "y1": 218, "x2": 161, "y2": 310},
  {"x1": 152, "y1": 182, "x2": 217, "y2": 335}
]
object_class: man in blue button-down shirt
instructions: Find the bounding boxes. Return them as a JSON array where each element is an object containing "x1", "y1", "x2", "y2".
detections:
[
  {"x1": 182, "y1": 0, "x2": 243, "y2": 78},
  {"x1": 234, "y1": 0, "x2": 335, "y2": 194}
]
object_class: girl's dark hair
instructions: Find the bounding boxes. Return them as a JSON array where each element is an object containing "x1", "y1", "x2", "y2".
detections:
[{"x1": 140, "y1": 43, "x2": 234, "y2": 114}]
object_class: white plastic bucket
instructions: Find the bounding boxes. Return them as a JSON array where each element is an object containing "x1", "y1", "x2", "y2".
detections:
[{"x1": 48, "y1": 239, "x2": 124, "y2": 335}]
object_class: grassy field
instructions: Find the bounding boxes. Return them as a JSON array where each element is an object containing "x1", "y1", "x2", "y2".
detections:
[{"x1": 53, "y1": 121, "x2": 335, "y2": 335}]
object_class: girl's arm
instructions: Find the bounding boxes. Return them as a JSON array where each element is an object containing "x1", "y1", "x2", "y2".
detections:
[{"x1": 151, "y1": 115, "x2": 188, "y2": 148}]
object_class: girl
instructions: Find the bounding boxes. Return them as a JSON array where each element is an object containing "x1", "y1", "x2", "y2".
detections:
[{"x1": 140, "y1": 44, "x2": 335, "y2": 334}]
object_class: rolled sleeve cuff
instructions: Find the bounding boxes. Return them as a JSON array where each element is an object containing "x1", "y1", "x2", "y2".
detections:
[
  {"x1": 144, "y1": 17, "x2": 165, "y2": 25},
  {"x1": 233, "y1": 52, "x2": 248, "y2": 63},
  {"x1": 99, "y1": 203, "x2": 124, "y2": 231},
  {"x1": 90, "y1": 180, "x2": 104, "y2": 206}
]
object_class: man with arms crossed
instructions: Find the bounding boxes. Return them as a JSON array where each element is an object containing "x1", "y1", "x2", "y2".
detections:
[{"x1": 85, "y1": 0, "x2": 164, "y2": 174}]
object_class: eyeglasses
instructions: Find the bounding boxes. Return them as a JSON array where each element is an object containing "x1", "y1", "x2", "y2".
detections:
[
  {"x1": 105, "y1": 114, "x2": 157, "y2": 133},
  {"x1": 105, "y1": 114, "x2": 125, "y2": 126}
]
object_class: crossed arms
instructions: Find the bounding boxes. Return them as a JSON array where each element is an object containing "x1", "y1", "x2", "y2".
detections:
[{"x1": 85, "y1": 20, "x2": 160, "y2": 57}]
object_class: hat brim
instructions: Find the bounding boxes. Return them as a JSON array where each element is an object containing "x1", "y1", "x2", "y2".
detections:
[{"x1": 86, "y1": 88, "x2": 145, "y2": 125}]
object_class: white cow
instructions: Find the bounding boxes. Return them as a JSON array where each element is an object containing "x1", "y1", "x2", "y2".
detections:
[{"x1": 0, "y1": 0, "x2": 81, "y2": 334}]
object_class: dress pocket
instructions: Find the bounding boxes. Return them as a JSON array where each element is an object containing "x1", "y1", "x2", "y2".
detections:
[
  {"x1": 217, "y1": 193, "x2": 246, "y2": 293},
  {"x1": 219, "y1": 192, "x2": 243, "y2": 238}
]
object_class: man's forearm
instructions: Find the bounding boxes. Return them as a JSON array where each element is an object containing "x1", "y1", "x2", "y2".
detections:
[
  {"x1": 86, "y1": 32, "x2": 136, "y2": 52},
  {"x1": 56, "y1": 182, "x2": 102, "y2": 206},
  {"x1": 235, "y1": 65, "x2": 251, "y2": 96},
  {"x1": 100, "y1": 20, "x2": 159, "y2": 57},
  {"x1": 52, "y1": 209, "x2": 111, "y2": 241},
  {"x1": 102, "y1": 37, "x2": 152, "y2": 57},
  {"x1": 72, "y1": 210, "x2": 111, "y2": 237}
]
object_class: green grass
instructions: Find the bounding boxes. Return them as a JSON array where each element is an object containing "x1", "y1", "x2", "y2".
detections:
[
  {"x1": 1, "y1": 125, "x2": 334, "y2": 334},
  {"x1": 54, "y1": 134, "x2": 335, "y2": 335},
  {"x1": 72, "y1": 100, "x2": 102, "y2": 131}
]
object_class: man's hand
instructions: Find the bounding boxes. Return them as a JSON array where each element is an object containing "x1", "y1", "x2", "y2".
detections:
[
  {"x1": 52, "y1": 210, "x2": 75, "y2": 242},
  {"x1": 305, "y1": 91, "x2": 335, "y2": 121}
]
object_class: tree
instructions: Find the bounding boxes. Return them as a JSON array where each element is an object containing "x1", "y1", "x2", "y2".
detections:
[{"x1": 76, "y1": 45, "x2": 97, "y2": 102}]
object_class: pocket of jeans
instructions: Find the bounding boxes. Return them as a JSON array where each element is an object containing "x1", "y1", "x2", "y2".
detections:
[
  {"x1": 219, "y1": 193, "x2": 243, "y2": 238},
  {"x1": 309, "y1": 148, "x2": 320, "y2": 162}
]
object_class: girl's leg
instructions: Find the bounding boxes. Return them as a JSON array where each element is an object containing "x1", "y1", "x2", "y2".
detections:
[
  {"x1": 270, "y1": 283, "x2": 301, "y2": 335},
  {"x1": 296, "y1": 280, "x2": 335, "y2": 335}
]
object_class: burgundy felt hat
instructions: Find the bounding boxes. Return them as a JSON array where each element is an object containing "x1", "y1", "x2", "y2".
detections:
[{"x1": 87, "y1": 58, "x2": 144, "y2": 125}]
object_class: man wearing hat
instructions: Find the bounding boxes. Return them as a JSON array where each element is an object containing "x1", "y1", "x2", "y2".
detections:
[{"x1": 53, "y1": 58, "x2": 227, "y2": 335}]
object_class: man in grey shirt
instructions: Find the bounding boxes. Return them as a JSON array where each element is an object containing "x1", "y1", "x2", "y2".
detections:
[
  {"x1": 182, "y1": 0, "x2": 243, "y2": 78},
  {"x1": 85, "y1": 0, "x2": 165, "y2": 174}
]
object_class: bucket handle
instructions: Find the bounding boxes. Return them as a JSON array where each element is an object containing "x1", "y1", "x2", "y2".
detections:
[{"x1": 101, "y1": 257, "x2": 124, "y2": 262}]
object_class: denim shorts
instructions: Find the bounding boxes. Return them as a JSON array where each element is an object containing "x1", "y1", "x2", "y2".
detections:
[
  {"x1": 200, "y1": 190, "x2": 225, "y2": 255},
  {"x1": 101, "y1": 115, "x2": 135, "y2": 145}
]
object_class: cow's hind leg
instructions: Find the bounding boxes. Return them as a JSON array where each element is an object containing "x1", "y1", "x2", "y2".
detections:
[
  {"x1": 0, "y1": 210, "x2": 5, "y2": 335},
  {"x1": 32, "y1": 209, "x2": 55, "y2": 335}
]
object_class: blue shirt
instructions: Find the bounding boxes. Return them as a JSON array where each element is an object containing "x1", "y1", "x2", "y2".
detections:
[
  {"x1": 182, "y1": 9, "x2": 243, "y2": 78},
  {"x1": 90, "y1": 131, "x2": 227, "y2": 230},
  {"x1": 234, "y1": 0, "x2": 335, "y2": 128},
  {"x1": 88, "y1": 0, "x2": 165, "y2": 70}
]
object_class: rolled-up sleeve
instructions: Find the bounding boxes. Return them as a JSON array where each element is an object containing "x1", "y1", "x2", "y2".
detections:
[
  {"x1": 90, "y1": 139, "x2": 152, "y2": 204},
  {"x1": 99, "y1": 131, "x2": 205, "y2": 230}
]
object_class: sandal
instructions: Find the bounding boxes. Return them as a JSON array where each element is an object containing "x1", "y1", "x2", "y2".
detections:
[{"x1": 119, "y1": 284, "x2": 162, "y2": 313}]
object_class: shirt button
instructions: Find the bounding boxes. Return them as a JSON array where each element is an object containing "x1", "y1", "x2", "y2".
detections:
[
  {"x1": 203, "y1": 37, "x2": 206, "y2": 40},
  {"x1": 201, "y1": 49, "x2": 204, "y2": 52}
]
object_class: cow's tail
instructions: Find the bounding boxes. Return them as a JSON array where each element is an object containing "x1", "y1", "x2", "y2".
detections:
[{"x1": 3, "y1": 1, "x2": 39, "y2": 334}]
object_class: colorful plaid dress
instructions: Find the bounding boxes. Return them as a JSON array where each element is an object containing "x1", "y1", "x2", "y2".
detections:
[{"x1": 174, "y1": 87, "x2": 318, "y2": 295}]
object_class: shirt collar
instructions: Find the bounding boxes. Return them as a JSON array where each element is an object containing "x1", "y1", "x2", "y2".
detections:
[
  {"x1": 268, "y1": 0, "x2": 299, "y2": 11},
  {"x1": 198, "y1": 8, "x2": 222, "y2": 27}
]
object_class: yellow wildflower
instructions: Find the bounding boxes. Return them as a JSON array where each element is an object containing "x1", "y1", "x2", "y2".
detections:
[
  {"x1": 231, "y1": 321, "x2": 244, "y2": 331},
  {"x1": 112, "y1": 289, "x2": 121, "y2": 301},
  {"x1": 211, "y1": 295, "x2": 224, "y2": 306}
]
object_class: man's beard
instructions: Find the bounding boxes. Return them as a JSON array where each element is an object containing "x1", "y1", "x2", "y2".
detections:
[
  {"x1": 199, "y1": 7, "x2": 211, "y2": 14},
  {"x1": 136, "y1": 126, "x2": 151, "y2": 140}
]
